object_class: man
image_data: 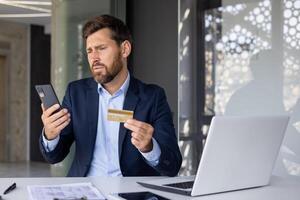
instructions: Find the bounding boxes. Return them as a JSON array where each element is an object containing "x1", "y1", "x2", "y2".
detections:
[{"x1": 39, "y1": 15, "x2": 182, "y2": 177}]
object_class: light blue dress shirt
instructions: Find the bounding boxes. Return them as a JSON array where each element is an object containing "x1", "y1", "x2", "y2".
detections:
[{"x1": 42, "y1": 73, "x2": 161, "y2": 176}]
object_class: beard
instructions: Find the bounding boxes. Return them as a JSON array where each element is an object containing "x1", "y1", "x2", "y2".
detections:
[{"x1": 91, "y1": 52, "x2": 123, "y2": 84}]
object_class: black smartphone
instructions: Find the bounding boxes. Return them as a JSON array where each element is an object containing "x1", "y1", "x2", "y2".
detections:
[
  {"x1": 109, "y1": 191, "x2": 171, "y2": 200},
  {"x1": 35, "y1": 84, "x2": 61, "y2": 111}
]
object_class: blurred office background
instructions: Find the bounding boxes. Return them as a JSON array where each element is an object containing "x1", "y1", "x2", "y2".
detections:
[{"x1": 0, "y1": 0, "x2": 299, "y2": 178}]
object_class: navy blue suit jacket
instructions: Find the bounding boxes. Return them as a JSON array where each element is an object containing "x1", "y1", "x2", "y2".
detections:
[{"x1": 40, "y1": 76, "x2": 182, "y2": 177}]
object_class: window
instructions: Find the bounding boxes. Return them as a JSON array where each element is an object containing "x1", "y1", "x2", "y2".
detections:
[{"x1": 179, "y1": 0, "x2": 300, "y2": 177}]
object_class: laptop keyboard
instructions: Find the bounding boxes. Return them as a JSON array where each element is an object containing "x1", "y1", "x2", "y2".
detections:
[{"x1": 163, "y1": 181, "x2": 194, "y2": 189}]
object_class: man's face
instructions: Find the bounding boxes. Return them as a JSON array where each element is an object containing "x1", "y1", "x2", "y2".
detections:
[{"x1": 86, "y1": 28, "x2": 123, "y2": 84}]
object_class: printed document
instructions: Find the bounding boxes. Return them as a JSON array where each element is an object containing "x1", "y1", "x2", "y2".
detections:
[{"x1": 27, "y1": 182, "x2": 105, "y2": 200}]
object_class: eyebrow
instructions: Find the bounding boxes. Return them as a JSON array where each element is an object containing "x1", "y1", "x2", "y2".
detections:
[{"x1": 86, "y1": 44, "x2": 106, "y2": 52}]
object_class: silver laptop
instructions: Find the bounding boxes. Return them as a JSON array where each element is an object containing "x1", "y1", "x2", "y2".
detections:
[{"x1": 138, "y1": 115, "x2": 289, "y2": 196}]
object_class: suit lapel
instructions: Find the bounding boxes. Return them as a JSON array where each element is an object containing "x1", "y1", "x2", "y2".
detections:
[
  {"x1": 86, "y1": 79, "x2": 99, "y2": 162},
  {"x1": 118, "y1": 78, "x2": 139, "y2": 158}
]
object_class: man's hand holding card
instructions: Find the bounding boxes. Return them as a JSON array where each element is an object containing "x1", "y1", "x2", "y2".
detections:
[
  {"x1": 107, "y1": 108, "x2": 154, "y2": 153},
  {"x1": 124, "y1": 118, "x2": 154, "y2": 153}
]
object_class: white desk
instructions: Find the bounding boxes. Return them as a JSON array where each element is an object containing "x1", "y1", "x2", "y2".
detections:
[{"x1": 0, "y1": 176, "x2": 299, "y2": 200}]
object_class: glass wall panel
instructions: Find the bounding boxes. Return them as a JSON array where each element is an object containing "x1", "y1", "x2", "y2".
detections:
[{"x1": 204, "y1": 0, "x2": 300, "y2": 177}]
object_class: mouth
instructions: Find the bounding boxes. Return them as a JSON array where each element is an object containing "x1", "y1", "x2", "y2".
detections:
[
  {"x1": 93, "y1": 65, "x2": 104, "y2": 69},
  {"x1": 92, "y1": 64, "x2": 105, "y2": 72}
]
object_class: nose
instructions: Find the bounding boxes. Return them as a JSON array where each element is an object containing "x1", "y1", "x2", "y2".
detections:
[{"x1": 89, "y1": 51, "x2": 101, "y2": 62}]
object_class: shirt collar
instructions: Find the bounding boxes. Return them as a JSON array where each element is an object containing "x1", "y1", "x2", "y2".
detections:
[{"x1": 97, "y1": 72, "x2": 130, "y2": 96}]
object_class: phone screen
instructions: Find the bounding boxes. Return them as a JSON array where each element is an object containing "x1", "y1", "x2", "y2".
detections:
[{"x1": 117, "y1": 192, "x2": 170, "y2": 200}]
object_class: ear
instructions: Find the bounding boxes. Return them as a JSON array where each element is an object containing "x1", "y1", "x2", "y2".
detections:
[{"x1": 121, "y1": 40, "x2": 131, "y2": 58}]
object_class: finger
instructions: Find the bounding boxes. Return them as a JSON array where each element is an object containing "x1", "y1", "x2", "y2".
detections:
[
  {"x1": 48, "y1": 109, "x2": 69, "y2": 123},
  {"x1": 43, "y1": 104, "x2": 61, "y2": 117},
  {"x1": 42, "y1": 109, "x2": 67, "y2": 127},
  {"x1": 124, "y1": 122, "x2": 146, "y2": 134},
  {"x1": 125, "y1": 119, "x2": 152, "y2": 132},
  {"x1": 41, "y1": 104, "x2": 45, "y2": 112},
  {"x1": 131, "y1": 132, "x2": 144, "y2": 141},
  {"x1": 51, "y1": 114, "x2": 71, "y2": 128},
  {"x1": 126, "y1": 119, "x2": 149, "y2": 129},
  {"x1": 54, "y1": 118, "x2": 71, "y2": 133},
  {"x1": 131, "y1": 137, "x2": 140, "y2": 148}
]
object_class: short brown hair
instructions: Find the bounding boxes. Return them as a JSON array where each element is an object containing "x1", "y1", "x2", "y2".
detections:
[{"x1": 82, "y1": 15, "x2": 132, "y2": 45}]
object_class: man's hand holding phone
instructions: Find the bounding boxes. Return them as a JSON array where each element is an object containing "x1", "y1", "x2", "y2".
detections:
[{"x1": 41, "y1": 103, "x2": 71, "y2": 140}]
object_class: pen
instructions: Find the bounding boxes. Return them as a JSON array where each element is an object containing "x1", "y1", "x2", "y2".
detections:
[{"x1": 3, "y1": 182, "x2": 16, "y2": 195}]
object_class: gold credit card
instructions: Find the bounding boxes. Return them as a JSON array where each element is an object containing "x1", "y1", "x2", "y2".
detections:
[{"x1": 107, "y1": 109, "x2": 134, "y2": 122}]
